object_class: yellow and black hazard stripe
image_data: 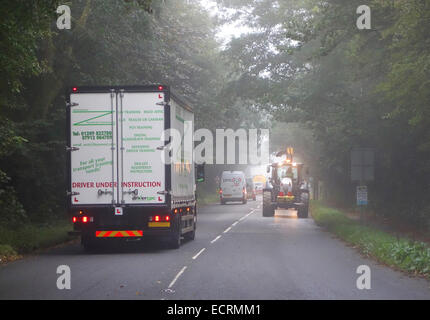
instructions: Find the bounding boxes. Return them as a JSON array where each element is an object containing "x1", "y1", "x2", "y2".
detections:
[{"x1": 95, "y1": 230, "x2": 143, "y2": 238}]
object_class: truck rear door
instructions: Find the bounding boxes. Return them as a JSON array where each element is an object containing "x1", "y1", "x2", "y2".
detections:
[
  {"x1": 68, "y1": 87, "x2": 166, "y2": 206},
  {"x1": 69, "y1": 91, "x2": 117, "y2": 205},
  {"x1": 118, "y1": 90, "x2": 166, "y2": 204}
]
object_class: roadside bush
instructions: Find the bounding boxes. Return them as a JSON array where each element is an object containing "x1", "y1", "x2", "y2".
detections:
[
  {"x1": 0, "y1": 171, "x2": 27, "y2": 228},
  {"x1": 312, "y1": 201, "x2": 430, "y2": 277}
]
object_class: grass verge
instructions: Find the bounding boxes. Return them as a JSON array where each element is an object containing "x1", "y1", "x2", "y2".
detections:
[
  {"x1": 311, "y1": 201, "x2": 430, "y2": 278},
  {"x1": 0, "y1": 220, "x2": 73, "y2": 264},
  {"x1": 197, "y1": 189, "x2": 220, "y2": 206}
]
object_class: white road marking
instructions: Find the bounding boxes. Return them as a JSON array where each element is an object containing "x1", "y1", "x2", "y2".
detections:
[
  {"x1": 192, "y1": 248, "x2": 206, "y2": 260},
  {"x1": 168, "y1": 266, "x2": 187, "y2": 289},
  {"x1": 211, "y1": 235, "x2": 222, "y2": 243},
  {"x1": 223, "y1": 226, "x2": 232, "y2": 233},
  {"x1": 232, "y1": 221, "x2": 238, "y2": 226}
]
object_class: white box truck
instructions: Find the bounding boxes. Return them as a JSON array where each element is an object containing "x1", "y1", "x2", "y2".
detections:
[{"x1": 66, "y1": 85, "x2": 204, "y2": 250}]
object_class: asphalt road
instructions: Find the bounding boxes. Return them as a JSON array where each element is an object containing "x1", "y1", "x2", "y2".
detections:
[{"x1": 0, "y1": 198, "x2": 429, "y2": 300}]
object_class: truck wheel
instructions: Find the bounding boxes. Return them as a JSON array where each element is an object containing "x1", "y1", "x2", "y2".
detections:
[
  {"x1": 184, "y1": 213, "x2": 196, "y2": 241},
  {"x1": 262, "y1": 191, "x2": 274, "y2": 217},
  {"x1": 297, "y1": 205, "x2": 309, "y2": 219},
  {"x1": 82, "y1": 236, "x2": 98, "y2": 253},
  {"x1": 168, "y1": 222, "x2": 181, "y2": 249}
]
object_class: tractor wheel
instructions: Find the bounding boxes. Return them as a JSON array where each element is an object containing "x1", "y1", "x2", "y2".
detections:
[{"x1": 262, "y1": 191, "x2": 274, "y2": 217}]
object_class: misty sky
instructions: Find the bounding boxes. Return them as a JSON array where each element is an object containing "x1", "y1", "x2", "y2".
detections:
[{"x1": 199, "y1": 0, "x2": 252, "y2": 45}]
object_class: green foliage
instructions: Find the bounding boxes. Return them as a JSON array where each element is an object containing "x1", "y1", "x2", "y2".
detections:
[
  {"x1": 312, "y1": 202, "x2": 430, "y2": 277},
  {"x1": 0, "y1": 0, "x2": 259, "y2": 228},
  {"x1": 0, "y1": 220, "x2": 72, "y2": 255},
  {"x1": 0, "y1": 1, "x2": 57, "y2": 227},
  {"x1": 0, "y1": 0, "x2": 58, "y2": 99},
  {"x1": 0, "y1": 245, "x2": 17, "y2": 261},
  {"x1": 219, "y1": 0, "x2": 430, "y2": 224}
]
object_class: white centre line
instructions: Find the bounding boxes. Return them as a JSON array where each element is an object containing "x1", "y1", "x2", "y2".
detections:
[
  {"x1": 168, "y1": 266, "x2": 187, "y2": 289},
  {"x1": 192, "y1": 248, "x2": 206, "y2": 260},
  {"x1": 211, "y1": 235, "x2": 222, "y2": 243},
  {"x1": 223, "y1": 226, "x2": 232, "y2": 233}
]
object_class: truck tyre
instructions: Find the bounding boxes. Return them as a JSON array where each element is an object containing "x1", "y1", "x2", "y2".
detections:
[
  {"x1": 184, "y1": 212, "x2": 196, "y2": 241},
  {"x1": 168, "y1": 221, "x2": 181, "y2": 249},
  {"x1": 262, "y1": 191, "x2": 274, "y2": 217},
  {"x1": 82, "y1": 236, "x2": 98, "y2": 253},
  {"x1": 297, "y1": 205, "x2": 309, "y2": 219}
]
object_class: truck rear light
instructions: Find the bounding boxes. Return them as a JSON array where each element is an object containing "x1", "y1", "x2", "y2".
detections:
[
  {"x1": 287, "y1": 192, "x2": 293, "y2": 196},
  {"x1": 72, "y1": 217, "x2": 77, "y2": 223},
  {"x1": 186, "y1": 207, "x2": 190, "y2": 212},
  {"x1": 173, "y1": 208, "x2": 178, "y2": 214},
  {"x1": 165, "y1": 215, "x2": 170, "y2": 221},
  {"x1": 82, "y1": 216, "x2": 89, "y2": 223},
  {"x1": 72, "y1": 87, "x2": 77, "y2": 92},
  {"x1": 154, "y1": 215, "x2": 160, "y2": 222},
  {"x1": 158, "y1": 85, "x2": 164, "y2": 91},
  {"x1": 278, "y1": 191, "x2": 284, "y2": 196}
]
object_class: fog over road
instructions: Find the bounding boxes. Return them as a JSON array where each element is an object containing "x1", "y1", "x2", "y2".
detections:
[{"x1": 0, "y1": 198, "x2": 429, "y2": 300}]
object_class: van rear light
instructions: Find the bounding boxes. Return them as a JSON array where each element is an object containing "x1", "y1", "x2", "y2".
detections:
[
  {"x1": 154, "y1": 215, "x2": 160, "y2": 222},
  {"x1": 72, "y1": 217, "x2": 77, "y2": 223},
  {"x1": 278, "y1": 191, "x2": 284, "y2": 197},
  {"x1": 158, "y1": 85, "x2": 164, "y2": 91},
  {"x1": 173, "y1": 208, "x2": 178, "y2": 214},
  {"x1": 82, "y1": 216, "x2": 89, "y2": 223},
  {"x1": 72, "y1": 87, "x2": 77, "y2": 92},
  {"x1": 287, "y1": 192, "x2": 293, "y2": 196},
  {"x1": 165, "y1": 215, "x2": 170, "y2": 221}
]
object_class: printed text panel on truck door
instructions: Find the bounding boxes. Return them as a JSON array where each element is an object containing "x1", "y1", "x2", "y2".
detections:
[
  {"x1": 118, "y1": 91, "x2": 165, "y2": 204},
  {"x1": 70, "y1": 92, "x2": 117, "y2": 205}
]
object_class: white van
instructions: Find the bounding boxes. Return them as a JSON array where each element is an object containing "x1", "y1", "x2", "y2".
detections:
[{"x1": 220, "y1": 171, "x2": 247, "y2": 204}]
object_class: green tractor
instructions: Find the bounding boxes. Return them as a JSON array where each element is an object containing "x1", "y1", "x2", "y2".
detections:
[{"x1": 262, "y1": 157, "x2": 310, "y2": 218}]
